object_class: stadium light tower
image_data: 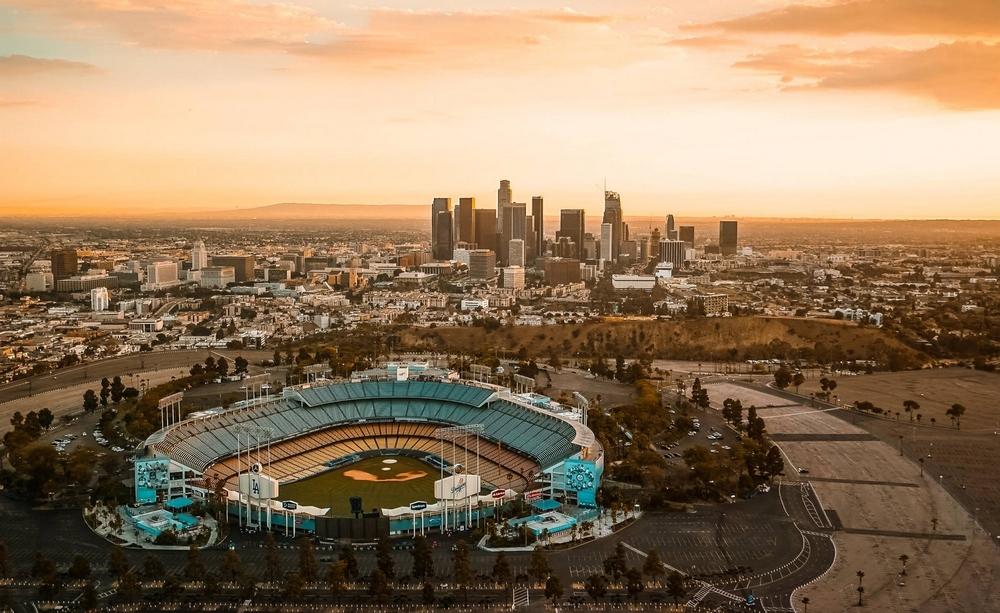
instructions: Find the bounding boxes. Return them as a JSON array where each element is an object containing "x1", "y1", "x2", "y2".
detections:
[{"x1": 435, "y1": 424, "x2": 485, "y2": 531}]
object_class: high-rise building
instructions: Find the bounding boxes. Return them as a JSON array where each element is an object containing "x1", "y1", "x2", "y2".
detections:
[
  {"x1": 665, "y1": 214, "x2": 677, "y2": 240},
  {"x1": 500, "y1": 202, "x2": 526, "y2": 265},
  {"x1": 600, "y1": 223, "x2": 613, "y2": 262},
  {"x1": 145, "y1": 260, "x2": 179, "y2": 288},
  {"x1": 431, "y1": 197, "x2": 453, "y2": 260},
  {"x1": 508, "y1": 239, "x2": 525, "y2": 267},
  {"x1": 541, "y1": 258, "x2": 581, "y2": 285},
  {"x1": 201, "y1": 266, "x2": 236, "y2": 289},
  {"x1": 50, "y1": 248, "x2": 78, "y2": 280},
  {"x1": 558, "y1": 209, "x2": 585, "y2": 259},
  {"x1": 90, "y1": 287, "x2": 110, "y2": 312},
  {"x1": 24, "y1": 272, "x2": 53, "y2": 292},
  {"x1": 603, "y1": 190, "x2": 623, "y2": 262},
  {"x1": 502, "y1": 266, "x2": 525, "y2": 289},
  {"x1": 531, "y1": 196, "x2": 544, "y2": 257},
  {"x1": 719, "y1": 221, "x2": 738, "y2": 256},
  {"x1": 498, "y1": 180, "x2": 512, "y2": 208},
  {"x1": 474, "y1": 209, "x2": 497, "y2": 253},
  {"x1": 211, "y1": 255, "x2": 255, "y2": 282},
  {"x1": 455, "y1": 197, "x2": 476, "y2": 244},
  {"x1": 679, "y1": 226, "x2": 695, "y2": 248},
  {"x1": 468, "y1": 249, "x2": 496, "y2": 280},
  {"x1": 649, "y1": 228, "x2": 662, "y2": 261},
  {"x1": 659, "y1": 239, "x2": 687, "y2": 271},
  {"x1": 434, "y1": 210, "x2": 454, "y2": 260},
  {"x1": 191, "y1": 240, "x2": 209, "y2": 270}
]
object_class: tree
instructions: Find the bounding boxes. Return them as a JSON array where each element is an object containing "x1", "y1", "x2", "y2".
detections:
[
  {"x1": 903, "y1": 400, "x2": 920, "y2": 421},
  {"x1": 792, "y1": 372, "x2": 806, "y2": 393},
  {"x1": 69, "y1": 555, "x2": 91, "y2": 580},
  {"x1": 603, "y1": 542, "x2": 628, "y2": 581},
  {"x1": 898, "y1": 554, "x2": 909, "y2": 576},
  {"x1": 221, "y1": 550, "x2": 243, "y2": 582},
  {"x1": 110, "y1": 376, "x2": 126, "y2": 403},
  {"x1": 368, "y1": 568, "x2": 391, "y2": 602},
  {"x1": 947, "y1": 403, "x2": 966, "y2": 428},
  {"x1": 216, "y1": 357, "x2": 230, "y2": 377},
  {"x1": 642, "y1": 549, "x2": 665, "y2": 581},
  {"x1": 31, "y1": 553, "x2": 56, "y2": 582},
  {"x1": 108, "y1": 547, "x2": 129, "y2": 579},
  {"x1": 184, "y1": 544, "x2": 205, "y2": 581},
  {"x1": 492, "y1": 551, "x2": 511, "y2": 586},
  {"x1": 234, "y1": 356, "x2": 249, "y2": 373},
  {"x1": 545, "y1": 575, "x2": 564, "y2": 603},
  {"x1": 625, "y1": 568, "x2": 644, "y2": 601},
  {"x1": 452, "y1": 541, "x2": 473, "y2": 604},
  {"x1": 142, "y1": 554, "x2": 165, "y2": 580},
  {"x1": 326, "y1": 561, "x2": 346, "y2": 602},
  {"x1": 529, "y1": 545, "x2": 551, "y2": 583},
  {"x1": 83, "y1": 389, "x2": 99, "y2": 413},
  {"x1": 117, "y1": 571, "x2": 141, "y2": 603},
  {"x1": 272, "y1": 350, "x2": 282, "y2": 366},
  {"x1": 421, "y1": 581, "x2": 436, "y2": 605},
  {"x1": 375, "y1": 536, "x2": 395, "y2": 579},
  {"x1": 283, "y1": 572, "x2": 304, "y2": 599},
  {"x1": 411, "y1": 535, "x2": 434, "y2": 580},
  {"x1": 190, "y1": 363, "x2": 205, "y2": 377},
  {"x1": 81, "y1": 581, "x2": 99, "y2": 610},
  {"x1": 298, "y1": 537, "x2": 319, "y2": 582},
  {"x1": 37, "y1": 408, "x2": 54, "y2": 430},
  {"x1": 764, "y1": 445, "x2": 785, "y2": 481},
  {"x1": 774, "y1": 366, "x2": 793, "y2": 390},
  {"x1": 0, "y1": 539, "x2": 9, "y2": 577},
  {"x1": 666, "y1": 571, "x2": 687, "y2": 605},
  {"x1": 264, "y1": 532, "x2": 281, "y2": 581},
  {"x1": 585, "y1": 573, "x2": 608, "y2": 601},
  {"x1": 338, "y1": 545, "x2": 359, "y2": 580}
]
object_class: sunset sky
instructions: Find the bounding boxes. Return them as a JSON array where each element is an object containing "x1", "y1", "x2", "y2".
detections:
[{"x1": 1, "y1": 0, "x2": 998, "y2": 219}]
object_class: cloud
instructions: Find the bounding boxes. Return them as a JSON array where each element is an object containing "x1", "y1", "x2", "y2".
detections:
[
  {"x1": 736, "y1": 41, "x2": 1000, "y2": 110},
  {"x1": 667, "y1": 36, "x2": 747, "y2": 49},
  {"x1": 694, "y1": 0, "x2": 1000, "y2": 37},
  {"x1": 0, "y1": 97, "x2": 41, "y2": 107},
  {"x1": 0, "y1": 54, "x2": 100, "y2": 76},
  {"x1": 2, "y1": 0, "x2": 340, "y2": 51}
]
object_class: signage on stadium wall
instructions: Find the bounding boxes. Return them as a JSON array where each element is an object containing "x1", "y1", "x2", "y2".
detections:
[
  {"x1": 281, "y1": 500, "x2": 298, "y2": 510},
  {"x1": 409, "y1": 501, "x2": 428, "y2": 511},
  {"x1": 238, "y1": 473, "x2": 279, "y2": 499},
  {"x1": 490, "y1": 489, "x2": 507, "y2": 500},
  {"x1": 433, "y1": 474, "x2": 481, "y2": 501},
  {"x1": 524, "y1": 488, "x2": 544, "y2": 502}
]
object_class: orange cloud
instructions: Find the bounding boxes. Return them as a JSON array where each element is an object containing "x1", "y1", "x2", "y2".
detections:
[
  {"x1": 695, "y1": 0, "x2": 1000, "y2": 37},
  {"x1": 3, "y1": 0, "x2": 339, "y2": 50},
  {"x1": 736, "y1": 42, "x2": 1000, "y2": 110},
  {"x1": 667, "y1": 35, "x2": 746, "y2": 49},
  {"x1": 0, "y1": 54, "x2": 100, "y2": 76}
]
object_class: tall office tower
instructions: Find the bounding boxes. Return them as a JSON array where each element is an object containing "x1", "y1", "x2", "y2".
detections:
[
  {"x1": 498, "y1": 179, "x2": 512, "y2": 208},
  {"x1": 719, "y1": 220, "x2": 739, "y2": 256},
  {"x1": 603, "y1": 190, "x2": 623, "y2": 262},
  {"x1": 531, "y1": 196, "x2": 544, "y2": 257},
  {"x1": 524, "y1": 216, "x2": 536, "y2": 264},
  {"x1": 468, "y1": 249, "x2": 496, "y2": 280},
  {"x1": 600, "y1": 223, "x2": 613, "y2": 262},
  {"x1": 502, "y1": 266, "x2": 525, "y2": 290},
  {"x1": 50, "y1": 248, "x2": 78, "y2": 280},
  {"x1": 455, "y1": 197, "x2": 476, "y2": 244},
  {"x1": 659, "y1": 239, "x2": 687, "y2": 271},
  {"x1": 679, "y1": 225, "x2": 695, "y2": 248},
  {"x1": 558, "y1": 209, "x2": 585, "y2": 259},
  {"x1": 431, "y1": 197, "x2": 453, "y2": 260},
  {"x1": 666, "y1": 214, "x2": 677, "y2": 240},
  {"x1": 434, "y1": 210, "x2": 454, "y2": 260},
  {"x1": 500, "y1": 202, "x2": 526, "y2": 264},
  {"x1": 191, "y1": 240, "x2": 209, "y2": 270},
  {"x1": 146, "y1": 260, "x2": 179, "y2": 287},
  {"x1": 508, "y1": 239, "x2": 525, "y2": 267},
  {"x1": 474, "y1": 209, "x2": 497, "y2": 253},
  {"x1": 649, "y1": 228, "x2": 662, "y2": 261},
  {"x1": 90, "y1": 286, "x2": 110, "y2": 312}
]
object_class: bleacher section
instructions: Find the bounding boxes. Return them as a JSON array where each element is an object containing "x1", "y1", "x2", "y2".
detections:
[{"x1": 149, "y1": 380, "x2": 583, "y2": 487}]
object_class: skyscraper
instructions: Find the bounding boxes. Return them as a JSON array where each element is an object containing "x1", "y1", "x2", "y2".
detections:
[
  {"x1": 600, "y1": 223, "x2": 613, "y2": 262},
  {"x1": 679, "y1": 226, "x2": 695, "y2": 248},
  {"x1": 666, "y1": 214, "x2": 677, "y2": 240},
  {"x1": 531, "y1": 196, "x2": 544, "y2": 257},
  {"x1": 659, "y1": 239, "x2": 687, "y2": 270},
  {"x1": 719, "y1": 220, "x2": 739, "y2": 256},
  {"x1": 500, "y1": 202, "x2": 526, "y2": 265},
  {"x1": 468, "y1": 249, "x2": 496, "y2": 280},
  {"x1": 498, "y1": 179, "x2": 512, "y2": 208},
  {"x1": 508, "y1": 239, "x2": 525, "y2": 267},
  {"x1": 431, "y1": 197, "x2": 453, "y2": 260},
  {"x1": 50, "y1": 248, "x2": 78, "y2": 280},
  {"x1": 603, "y1": 190, "x2": 623, "y2": 262},
  {"x1": 191, "y1": 239, "x2": 209, "y2": 271},
  {"x1": 558, "y1": 209, "x2": 585, "y2": 260},
  {"x1": 455, "y1": 197, "x2": 476, "y2": 244},
  {"x1": 474, "y1": 209, "x2": 497, "y2": 253}
]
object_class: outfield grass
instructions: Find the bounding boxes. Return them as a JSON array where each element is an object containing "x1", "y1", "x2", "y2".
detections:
[{"x1": 278, "y1": 456, "x2": 436, "y2": 516}]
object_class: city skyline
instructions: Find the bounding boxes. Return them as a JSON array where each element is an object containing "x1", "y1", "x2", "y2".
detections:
[{"x1": 1, "y1": 0, "x2": 999, "y2": 219}]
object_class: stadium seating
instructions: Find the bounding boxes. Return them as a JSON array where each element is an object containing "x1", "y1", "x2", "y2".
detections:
[{"x1": 151, "y1": 380, "x2": 581, "y2": 489}]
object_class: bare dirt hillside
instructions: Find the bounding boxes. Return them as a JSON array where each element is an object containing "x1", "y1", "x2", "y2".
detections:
[{"x1": 399, "y1": 317, "x2": 927, "y2": 368}]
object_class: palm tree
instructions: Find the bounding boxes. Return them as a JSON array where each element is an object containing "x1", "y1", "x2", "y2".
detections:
[
  {"x1": 947, "y1": 403, "x2": 966, "y2": 429},
  {"x1": 857, "y1": 585, "x2": 865, "y2": 606},
  {"x1": 802, "y1": 596, "x2": 810, "y2": 612},
  {"x1": 898, "y1": 554, "x2": 909, "y2": 576},
  {"x1": 903, "y1": 400, "x2": 919, "y2": 421}
]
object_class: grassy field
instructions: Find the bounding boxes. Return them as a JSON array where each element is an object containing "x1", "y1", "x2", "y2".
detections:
[
  {"x1": 278, "y1": 456, "x2": 436, "y2": 516},
  {"x1": 398, "y1": 317, "x2": 926, "y2": 367}
]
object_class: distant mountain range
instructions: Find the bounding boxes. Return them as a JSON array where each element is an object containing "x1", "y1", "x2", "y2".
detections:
[{"x1": 196, "y1": 202, "x2": 427, "y2": 220}]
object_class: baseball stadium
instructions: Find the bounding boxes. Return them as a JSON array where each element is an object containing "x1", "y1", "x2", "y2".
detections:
[{"x1": 137, "y1": 372, "x2": 603, "y2": 539}]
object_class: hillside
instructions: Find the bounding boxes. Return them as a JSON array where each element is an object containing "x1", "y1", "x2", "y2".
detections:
[
  {"x1": 198, "y1": 202, "x2": 427, "y2": 220},
  {"x1": 398, "y1": 317, "x2": 927, "y2": 369}
]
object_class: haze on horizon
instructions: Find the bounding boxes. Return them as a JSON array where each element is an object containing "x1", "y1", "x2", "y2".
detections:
[{"x1": 1, "y1": 0, "x2": 999, "y2": 220}]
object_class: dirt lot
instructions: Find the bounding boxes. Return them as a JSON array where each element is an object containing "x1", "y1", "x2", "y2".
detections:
[{"x1": 802, "y1": 367, "x2": 1000, "y2": 432}]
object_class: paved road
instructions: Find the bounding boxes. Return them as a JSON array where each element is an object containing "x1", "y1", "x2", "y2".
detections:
[{"x1": 0, "y1": 349, "x2": 273, "y2": 403}]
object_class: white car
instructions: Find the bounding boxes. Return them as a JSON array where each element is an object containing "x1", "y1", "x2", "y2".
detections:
[{"x1": 111, "y1": 446, "x2": 124, "y2": 453}]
